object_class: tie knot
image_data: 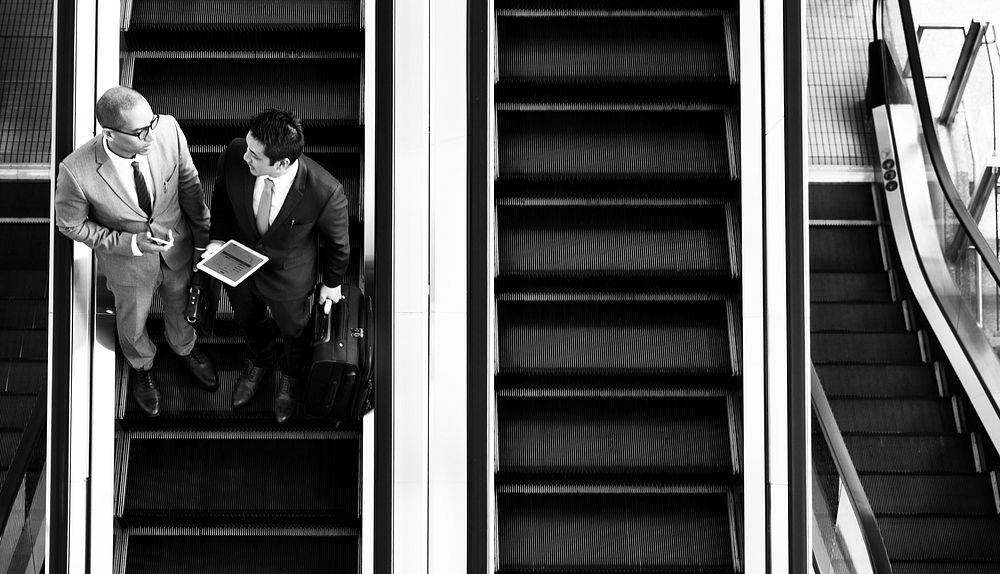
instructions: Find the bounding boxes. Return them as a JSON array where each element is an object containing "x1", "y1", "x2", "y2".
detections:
[{"x1": 131, "y1": 161, "x2": 140, "y2": 170}]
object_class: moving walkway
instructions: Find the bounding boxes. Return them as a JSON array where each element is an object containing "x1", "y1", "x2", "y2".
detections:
[{"x1": 492, "y1": 1, "x2": 743, "y2": 570}]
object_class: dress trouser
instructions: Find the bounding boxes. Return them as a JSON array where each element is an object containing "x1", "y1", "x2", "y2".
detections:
[
  {"x1": 225, "y1": 280, "x2": 312, "y2": 380},
  {"x1": 105, "y1": 256, "x2": 195, "y2": 371}
]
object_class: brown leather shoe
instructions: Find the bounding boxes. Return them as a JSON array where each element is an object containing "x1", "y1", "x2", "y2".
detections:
[
  {"x1": 131, "y1": 367, "x2": 162, "y2": 417},
  {"x1": 274, "y1": 373, "x2": 298, "y2": 424},
  {"x1": 179, "y1": 346, "x2": 218, "y2": 392},
  {"x1": 232, "y1": 361, "x2": 270, "y2": 409}
]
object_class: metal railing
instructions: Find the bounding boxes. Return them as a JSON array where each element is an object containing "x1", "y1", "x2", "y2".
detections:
[{"x1": 811, "y1": 366, "x2": 893, "y2": 574}]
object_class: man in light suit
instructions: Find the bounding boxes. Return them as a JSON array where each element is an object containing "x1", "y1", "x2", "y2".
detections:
[
  {"x1": 55, "y1": 86, "x2": 218, "y2": 417},
  {"x1": 204, "y1": 108, "x2": 349, "y2": 423}
]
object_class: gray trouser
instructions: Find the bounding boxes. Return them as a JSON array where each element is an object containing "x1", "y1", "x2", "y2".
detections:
[{"x1": 106, "y1": 258, "x2": 195, "y2": 370}]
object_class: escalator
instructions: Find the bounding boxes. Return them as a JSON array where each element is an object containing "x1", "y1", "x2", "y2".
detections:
[
  {"x1": 810, "y1": 182, "x2": 1000, "y2": 572},
  {"x1": 112, "y1": 1, "x2": 366, "y2": 570},
  {"x1": 493, "y1": 1, "x2": 743, "y2": 571}
]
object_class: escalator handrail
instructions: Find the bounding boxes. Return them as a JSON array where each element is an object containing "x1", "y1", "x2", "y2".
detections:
[
  {"x1": 811, "y1": 365, "x2": 894, "y2": 574},
  {"x1": 0, "y1": 388, "x2": 46, "y2": 535},
  {"x1": 877, "y1": 0, "x2": 1000, "y2": 291}
]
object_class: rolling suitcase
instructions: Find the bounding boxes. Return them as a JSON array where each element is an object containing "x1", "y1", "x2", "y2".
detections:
[{"x1": 302, "y1": 283, "x2": 374, "y2": 419}]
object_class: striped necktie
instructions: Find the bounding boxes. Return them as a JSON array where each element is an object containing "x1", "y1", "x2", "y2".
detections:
[{"x1": 131, "y1": 161, "x2": 152, "y2": 217}]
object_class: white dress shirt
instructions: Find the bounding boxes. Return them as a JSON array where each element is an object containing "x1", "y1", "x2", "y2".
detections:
[
  {"x1": 103, "y1": 137, "x2": 155, "y2": 256},
  {"x1": 253, "y1": 160, "x2": 299, "y2": 227}
]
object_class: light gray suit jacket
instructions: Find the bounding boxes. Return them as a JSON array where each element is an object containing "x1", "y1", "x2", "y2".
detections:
[{"x1": 55, "y1": 114, "x2": 210, "y2": 287}]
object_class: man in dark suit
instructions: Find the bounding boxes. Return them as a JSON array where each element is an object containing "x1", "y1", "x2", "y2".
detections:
[
  {"x1": 204, "y1": 108, "x2": 350, "y2": 423},
  {"x1": 55, "y1": 86, "x2": 218, "y2": 417}
]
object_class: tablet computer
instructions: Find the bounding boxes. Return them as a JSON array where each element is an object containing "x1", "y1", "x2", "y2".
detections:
[{"x1": 196, "y1": 240, "x2": 269, "y2": 287}]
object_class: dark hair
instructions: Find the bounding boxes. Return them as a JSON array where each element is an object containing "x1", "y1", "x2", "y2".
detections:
[
  {"x1": 96, "y1": 86, "x2": 146, "y2": 130},
  {"x1": 248, "y1": 108, "x2": 305, "y2": 164}
]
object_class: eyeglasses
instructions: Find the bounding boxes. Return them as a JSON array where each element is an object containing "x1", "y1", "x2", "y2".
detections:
[{"x1": 108, "y1": 114, "x2": 159, "y2": 140}]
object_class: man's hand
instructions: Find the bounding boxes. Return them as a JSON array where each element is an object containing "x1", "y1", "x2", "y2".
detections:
[
  {"x1": 136, "y1": 232, "x2": 173, "y2": 254},
  {"x1": 319, "y1": 284, "x2": 343, "y2": 314},
  {"x1": 200, "y1": 240, "x2": 226, "y2": 260}
]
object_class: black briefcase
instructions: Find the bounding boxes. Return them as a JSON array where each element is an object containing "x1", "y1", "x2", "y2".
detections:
[
  {"x1": 302, "y1": 283, "x2": 374, "y2": 419},
  {"x1": 184, "y1": 270, "x2": 220, "y2": 335}
]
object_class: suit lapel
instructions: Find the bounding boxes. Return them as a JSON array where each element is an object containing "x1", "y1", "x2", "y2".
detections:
[
  {"x1": 95, "y1": 139, "x2": 146, "y2": 218},
  {"x1": 265, "y1": 160, "x2": 306, "y2": 236}
]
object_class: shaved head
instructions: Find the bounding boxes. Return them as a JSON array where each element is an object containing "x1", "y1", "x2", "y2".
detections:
[{"x1": 96, "y1": 86, "x2": 148, "y2": 130}]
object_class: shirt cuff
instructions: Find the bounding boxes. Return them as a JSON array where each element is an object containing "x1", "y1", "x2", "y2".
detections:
[{"x1": 131, "y1": 233, "x2": 142, "y2": 256}]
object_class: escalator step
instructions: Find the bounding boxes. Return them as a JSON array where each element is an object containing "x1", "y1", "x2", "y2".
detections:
[
  {"x1": 0, "y1": 270, "x2": 47, "y2": 299},
  {"x1": 844, "y1": 435, "x2": 975, "y2": 473},
  {"x1": 498, "y1": 396, "x2": 733, "y2": 474},
  {"x1": 860, "y1": 474, "x2": 998, "y2": 515},
  {"x1": 498, "y1": 109, "x2": 734, "y2": 180},
  {"x1": 828, "y1": 398, "x2": 955, "y2": 433},
  {"x1": 811, "y1": 302, "x2": 905, "y2": 332},
  {"x1": 497, "y1": 0, "x2": 736, "y2": 12},
  {"x1": 809, "y1": 226, "x2": 885, "y2": 272},
  {"x1": 0, "y1": 300, "x2": 46, "y2": 329},
  {"x1": 124, "y1": 437, "x2": 359, "y2": 517},
  {"x1": 0, "y1": 181, "x2": 49, "y2": 218},
  {"x1": 0, "y1": 224, "x2": 48, "y2": 269},
  {"x1": 810, "y1": 272, "x2": 893, "y2": 302},
  {"x1": 0, "y1": 360, "x2": 46, "y2": 394},
  {"x1": 816, "y1": 364, "x2": 939, "y2": 398},
  {"x1": 498, "y1": 491, "x2": 734, "y2": 572},
  {"x1": 0, "y1": 395, "x2": 36, "y2": 431},
  {"x1": 890, "y1": 563, "x2": 1000, "y2": 574},
  {"x1": 121, "y1": 344, "x2": 275, "y2": 419},
  {"x1": 499, "y1": 300, "x2": 733, "y2": 374},
  {"x1": 0, "y1": 330, "x2": 47, "y2": 361},
  {"x1": 808, "y1": 183, "x2": 875, "y2": 220},
  {"x1": 812, "y1": 332, "x2": 922, "y2": 364},
  {"x1": 498, "y1": 204, "x2": 731, "y2": 278},
  {"x1": 132, "y1": 58, "x2": 360, "y2": 126},
  {"x1": 497, "y1": 16, "x2": 730, "y2": 85},
  {"x1": 0, "y1": 431, "x2": 20, "y2": 468},
  {"x1": 129, "y1": 0, "x2": 360, "y2": 29},
  {"x1": 880, "y1": 517, "x2": 1000, "y2": 561},
  {"x1": 124, "y1": 534, "x2": 358, "y2": 574}
]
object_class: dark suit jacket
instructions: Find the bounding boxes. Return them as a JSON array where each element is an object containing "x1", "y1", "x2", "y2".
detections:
[{"x1": 209, "y1": 138, "x2": 350, "y2": 301}]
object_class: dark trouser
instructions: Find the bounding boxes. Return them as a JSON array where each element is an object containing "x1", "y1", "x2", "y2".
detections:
[{"x1": 225, "y1": 280, "x2": 312, "y2": 380}]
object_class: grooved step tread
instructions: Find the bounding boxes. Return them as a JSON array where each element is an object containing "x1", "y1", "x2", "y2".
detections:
[
  {"x1": 0, "y1": 300, "x2": 47, "y2": 329},
  {"x1": 498, "y1": 16, "x2": 731, "y2": 85},
  {"x1": 0, "y1": 330, "x2": 47, "y2": 361},
  {"x1": 816, "y1": 364, "x2": 939, "y2": 398},
  {"x1": 829, "y1": 398, "x2": 955, "y2": 434},
  {"x1": 0, "y1": 181, "x2": 49, "y2": 218},
  {"x1": 498, "y1": 491, "x2": 735, "y2": 572},
  {"x1": 0, "y1": 361, "x2": 46, "y2": 394},
  {"x1": 844, "y1": 435, "x2": 975, "y2": 473},
  {"x1": 0, "y1": 225, "x2": 48, "y2": 269},
  {"x1": 132, "y1": 59, "x2": 360, "y2": 125},
  {"x1": 861, "y1": 474, "x2": 998, "y2": 516},
  {"x1": 812, "y1": 332, "x2": 923, "y2": 364},
  {"x1": 810, "y1": 272, "x2": 893, "y2": 302},
  {"x1": 123, "y1": 534, "x2": 358, "y2": 574},
  {"x1": 124, "y1": 437, "x2": 359, "y2": 516},
  {"x1": 808, "y1": 182, "x2": 876, "y2": 221},
  {"x1": 128, "y1": 0, "x2": 361, "y2": 29},
  {"x1": 880, "y1": 517, "x2": 1000, "y2": 561},
  {"x1": 498, "y1": 396, "x2": 733, "y2": 474},
  {"x1": 0, "y1": 270, "x2": 48, "y2": 299},
  {"x1": 498, "y1": 204, "x2": 732, "y2": 278},
  {"x1": 809, "y1": 226, "x2": 885, "y2": 272},
  {"x1": 498, "y1": 300, "x2": 733, "y2": 374},
  {"x1": 498, "y1": 109, "x2": 734, "y2": 180},
  {"x1": 811, "y1": 302, "x2": 905, "y2": 332}
]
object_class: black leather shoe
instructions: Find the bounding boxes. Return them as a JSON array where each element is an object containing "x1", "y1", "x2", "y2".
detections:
[
  {"x1": 131, "y1": 368, "x2": 162, "y2": 417},
  {"x1": 180, "y1": 346, "x2": 218, "y2": 392},
  {"x1": 275, "y1": 374, "x2": 298, "y2": 424},
  {"x1": 233, "y1": 361, "x2": 270, "y2": 409}
]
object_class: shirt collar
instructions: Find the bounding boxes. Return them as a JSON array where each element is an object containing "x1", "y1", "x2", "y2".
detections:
[
  {"x1": 102, "y1": 136, "x2": 147, "y2": 168},
  {"x1": 265, "y1": 160, "x2": 299, "y2": 188}
]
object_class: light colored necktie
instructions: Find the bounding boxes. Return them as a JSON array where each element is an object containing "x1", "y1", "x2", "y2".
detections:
[{"x1": 256, "y1": 178, "x2": 274, "y2": 235}]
